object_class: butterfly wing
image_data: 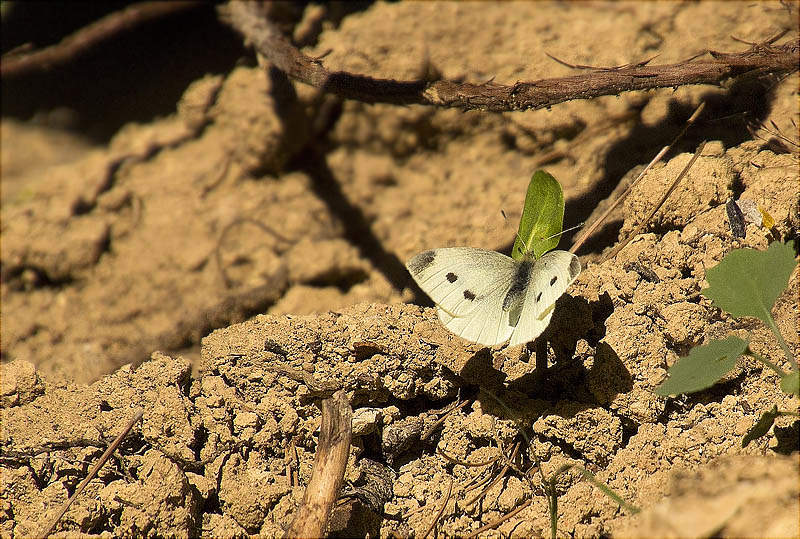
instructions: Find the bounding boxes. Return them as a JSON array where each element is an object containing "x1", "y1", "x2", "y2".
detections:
[
  {"x1": 407, "y1": 247, "x2": 519, "y2": 346},
  {"x1": 508, "y1": 250, "x2": 581, "y2": 347}
]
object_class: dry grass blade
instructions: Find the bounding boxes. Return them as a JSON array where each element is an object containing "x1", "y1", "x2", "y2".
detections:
[
  {"x1": 437, "y1": 447, "x2": 501, "y2": 468},
  {"x1": 464, "y1": 442, "x2": 520, "y2": 507},
  {"x1": 421, "y1": 477, "x2": 453, "y2": 539},
  {"x1": 285, "y1": 390, "x2": 352, "y2": 539},
  {"x1": 39, "y1": 408, "x2": 144, "y2": 538},
  {"x1": 421, "y1": 399, "x2": 470, "y2": 441},
  {"x1": 463, "y1": 469, "x2": 496, "y2": 495},
  {"x1": 463, "y1": 498, "x2": 533, "y2": 539},
  {"x1": 571, "y1": 101, "x2": 706, "y2": 255},
  {"x1": 603, "y1": 141, "x2": 707, "y2": 261},
  {"x1": 749, "y1": 119, "x2": 800, "y2": 154}
]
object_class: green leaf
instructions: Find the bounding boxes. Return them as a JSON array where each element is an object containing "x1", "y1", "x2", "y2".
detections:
[
  {"x1": 512, "y1": 170, "x2": 565, "y2": 261},
  {"x1": 742, "y1": 405, "x2": 779, "y2": 447},
  {"x1": 702, "y1": 241, "x2": 797, "y2": 327},
  {"x1": 654, "y1": 336, "x2": 749, "y2": 396},
  {"x1": 780, "y1": 371, "x2": 800, "y2": 396}
]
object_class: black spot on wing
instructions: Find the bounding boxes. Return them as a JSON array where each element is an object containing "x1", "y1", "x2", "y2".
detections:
[
  {"x1": 550, "y1": 275, "x2": 558, "y2": 286},
  {"x1": 407, "y1": 250, "x2": 436, "y2": 274},
  {"x1": 502, "y1": 260, "x2": 532, "y2": 312},
  {"x1": 446, "y1": 272, "x2": 458, "y2": 283},
  {"x1": 463, "y1": 290, "x2": 476, "y2": 300},
  {"x1": 535, "y1": 291, "x2": 542, "y2": 302}
]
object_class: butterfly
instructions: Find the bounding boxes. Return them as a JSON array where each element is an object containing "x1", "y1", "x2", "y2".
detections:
[{"x1": 406, "y1": 245, "x2": 581, "y2": 347}]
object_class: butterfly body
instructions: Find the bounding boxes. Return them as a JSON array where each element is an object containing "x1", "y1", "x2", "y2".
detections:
[{"x1": 407, "y1": 247, "x2": 580, "y2": 346}]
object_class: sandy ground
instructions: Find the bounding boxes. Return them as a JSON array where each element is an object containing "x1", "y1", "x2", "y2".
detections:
[{"x1": 1, "y1": 2, "x2": 798, "y2": 537}]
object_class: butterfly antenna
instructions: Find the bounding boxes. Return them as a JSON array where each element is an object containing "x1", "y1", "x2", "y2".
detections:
[{"x1": 542, "y1": 222, "x2": 585, "y2": 242}]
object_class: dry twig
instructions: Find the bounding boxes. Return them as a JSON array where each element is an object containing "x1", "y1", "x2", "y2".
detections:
[
  {"x1": 570, "y1": 101, "x2": 706, "y2": 255},
  {"x1": 464, "y1": 442, "x2": 520, "y2": 507},
  {"x1": 437, "y1": 447, "x2": 501, "y2": 468},
  {"x1": 421, "y1": 398, "x2": 471, "y2": 441},
  {"x1": 220, "y1": 2, "x2": 798, "y2": 113},
  {"x1": 285, "y1": 390, "x2": 352, "y2": 539},
  {"x1": 464, "y1": 499, "x2": 534, "y2": 539},
  {"x1": 421, "y1": 477, "x2": 454, "y2": 539}
]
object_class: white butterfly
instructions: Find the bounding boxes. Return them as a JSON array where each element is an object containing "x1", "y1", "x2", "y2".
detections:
[{"x1": 406, "y1": 246, "x2": 581, "y2": 347}]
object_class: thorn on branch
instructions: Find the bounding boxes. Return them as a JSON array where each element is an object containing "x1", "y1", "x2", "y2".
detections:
[
  {"x1": 311, "y1": 49, "x2": 333, "y2": 63},
  {"x1": 546, "y1": 51, "x2": 659, "y2": 71}
]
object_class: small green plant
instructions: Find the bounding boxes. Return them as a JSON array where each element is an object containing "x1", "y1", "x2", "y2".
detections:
[
  {"x1": 545, "y1": 463, "x2": 640, "y2": 539},
  {"x1": 655, "y1": 240, "x2": 799, "y2": 446},
  {"x1": 481, "y1": 387, "x2": 639, "y2": 539}
]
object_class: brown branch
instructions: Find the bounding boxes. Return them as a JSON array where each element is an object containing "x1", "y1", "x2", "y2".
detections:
[
  {"x1": 285, "y1": 390, "x2": 352, "y2": 539},
  {"x1": 220, "y1": 2, "x2": 799, "y2": 112},
  {"x1": 1, "y1": 2, "x2": 201, "y2": 77}
]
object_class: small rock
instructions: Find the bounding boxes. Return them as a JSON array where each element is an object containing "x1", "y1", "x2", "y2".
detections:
[{"x1": 0, "y1": 360, "x2": 44, "y2": 408}]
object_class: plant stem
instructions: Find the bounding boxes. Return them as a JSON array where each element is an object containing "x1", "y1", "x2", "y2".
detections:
[
  {"x1": 576, "y1": 467, "x2": 640, "y2": 514},
  {"x1": 747, "y1": 348, "x2": 788, "y2": 377},
  {"x1": 765, "y1": 313, "x2": 798, "y2": 372}
]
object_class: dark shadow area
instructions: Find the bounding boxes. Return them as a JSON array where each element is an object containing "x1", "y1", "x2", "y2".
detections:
[
  {"x1": 1, "y1": 2, "x2": 376, "y2": 143},
  {"x1": 458, "y1": 349, "x2": 509, "y2": 394},
  {"x1": 449, "y1": 292, "x2": 623, "y2": 418},
  {"x1": 658, "y1": 371, "x2": 751, "y2": 423},
  {"x1": 504, "y1": 293, "x2": 619, "y2": 403},
  {"x1": 2, "y1": 2, "x2": 246, "y2": 142},
  {"x1": 772, "y1": 420, "x2": 800, "y2": 455}
]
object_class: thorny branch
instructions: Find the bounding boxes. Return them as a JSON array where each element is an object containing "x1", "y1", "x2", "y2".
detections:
[{"x1": 221, "y1": 1, "x2": 799, "y2": 113}]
